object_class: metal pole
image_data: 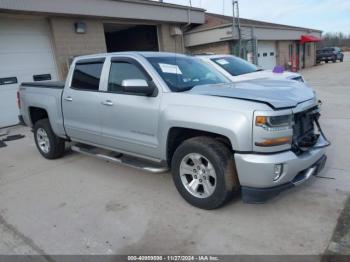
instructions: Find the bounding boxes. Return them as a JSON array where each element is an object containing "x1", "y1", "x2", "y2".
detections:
[
  {"x1": 232, "y1": 0, "x2": 236, "y2": 55},
  {"x1": 235, "y1": 1, "x2": 242, "y2": 57}
]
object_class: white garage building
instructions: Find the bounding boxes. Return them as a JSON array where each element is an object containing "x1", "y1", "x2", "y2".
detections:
[
  {"x1": 0, "y1": 0, "x2": 204, "y2": 127},
  {"x1": 0, "y1": 16, "x2": 59, "y2": 127},
  {"x1": 0, "y1": 4, "x2": 322, "y2": 128},
  {"x1": 185, "y1": 13, "x2": 322, "y2": 70}
]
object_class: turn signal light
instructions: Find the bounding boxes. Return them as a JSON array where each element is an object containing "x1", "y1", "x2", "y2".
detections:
[
  {"x1": 255, "y1": 116, "x2": 267, "y2": 126},
  {"x1": 255, "y1": 137, "x2": 291, "y2": 147}
]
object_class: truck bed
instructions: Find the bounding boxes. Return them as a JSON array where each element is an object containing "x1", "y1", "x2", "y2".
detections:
[
  {"x1": 19, "y1": 80, "x2": 66, "y2": 138},
  {"x1": 21, "y1": 81, "x2": 65, "y2": 89}
]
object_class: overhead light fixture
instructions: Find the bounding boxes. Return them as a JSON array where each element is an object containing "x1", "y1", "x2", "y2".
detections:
[{"x1": 75, "y1": 22, "x2": 86, "y2": 34}]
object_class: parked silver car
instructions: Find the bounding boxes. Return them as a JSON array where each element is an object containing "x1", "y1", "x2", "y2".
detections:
[{"x1": 18, "y1": 52, "x2": 329, "y2": 209}]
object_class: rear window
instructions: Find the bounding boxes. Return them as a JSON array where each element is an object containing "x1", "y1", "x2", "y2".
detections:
[{"x1": 71, "y1": 62, "x2": 104, "y2": 91}]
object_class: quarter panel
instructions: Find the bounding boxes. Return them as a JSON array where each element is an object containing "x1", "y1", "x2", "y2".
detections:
[{"x1": 20, "y1": 86, "x2": 65, "y2": 137}]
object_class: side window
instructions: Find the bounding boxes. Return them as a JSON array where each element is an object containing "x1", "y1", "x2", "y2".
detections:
[
  {"x1": 71, "y1": 62, "x2": 104, "y2": 91},
  {"x1": 108, "y1": 62, "x2": 148, "y2": 93}
]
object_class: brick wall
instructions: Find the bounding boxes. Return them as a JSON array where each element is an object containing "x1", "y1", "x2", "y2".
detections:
[
  {"x1": 49, "y1": 19, "x2": 187, "y2": 79},
  {"x1": 276, "y1": 40, "x2": 293, "y2": 68},
  {"x1": 277, "y1": 40, "x2": 316, "y2": 70},
  {"x1": 49, "y1": 17, "x2": 107, "y2": 79},
  {"x1": 187, "y1": 41, "x2": 231, "y2": 55},
  {"x1": 157, "y1": 24, "x2": 184, "y2": 53},
  {"x1": 304, "y1": 42, "x2": 316, "y2": 68}
]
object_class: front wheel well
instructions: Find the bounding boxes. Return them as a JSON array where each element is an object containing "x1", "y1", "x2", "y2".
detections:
[
  {"x1": 166, "y1": 127, "x2": 233, "y2": 167},
  {"x1": 29, "y1": 107, "x2": 48, "y2": 126}
]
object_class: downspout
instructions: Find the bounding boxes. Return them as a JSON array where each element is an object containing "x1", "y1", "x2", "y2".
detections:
[
  {"x1": 182, "y1": 0, "x2": 192, "y2": 53},
  {"x1": 184, "y1": 0, "x2": 192, "y2": 29}
]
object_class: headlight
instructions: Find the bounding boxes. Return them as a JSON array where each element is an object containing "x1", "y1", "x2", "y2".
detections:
[
  {"x1": 255, "y1": 114, "x2": 293, "y2": 147},
  {"x1": 256, "y1": 115, "x2": 293, "y2": 130}
]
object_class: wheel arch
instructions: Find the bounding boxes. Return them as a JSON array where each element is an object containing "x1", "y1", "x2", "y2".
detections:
[
  {"x1": 166, "y1": 127, "x2": 234, "y2": 167},
  {"x1": 29, "y1": 107, "x2": 49, "y2": 126}
]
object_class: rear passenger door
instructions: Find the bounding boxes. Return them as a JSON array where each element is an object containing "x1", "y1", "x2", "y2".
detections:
[
  {"x1": 99, "y1": 57, "x2": 161, "y2": 159},
  {"x1": 62, "y1": 58, "x2": 106, "y2": 144}
]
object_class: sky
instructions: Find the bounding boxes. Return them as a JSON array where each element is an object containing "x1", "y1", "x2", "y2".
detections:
[{"x1": 160, "y1": 0, "x2": 350, "y2": 34}]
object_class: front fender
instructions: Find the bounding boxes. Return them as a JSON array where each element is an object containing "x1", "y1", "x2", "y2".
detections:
[{"x1": 158, "y1": 104, "x2": 253, "y2": 159}]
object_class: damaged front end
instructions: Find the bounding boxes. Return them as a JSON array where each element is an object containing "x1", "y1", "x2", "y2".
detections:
[{"x1": 292, "y1": 104, "x2": 331, "y2": 154}]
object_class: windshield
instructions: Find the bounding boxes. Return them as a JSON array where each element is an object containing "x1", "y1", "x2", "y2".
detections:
[
  {"x1": 211, "y1": 56, "x2": 259, "y2": 76},
  {"x1": 146, "y1": 56, "x2": 229, "y2": 92},
  {"x1": 323, "y1": 48, "x2": 335, "y2": 52}
]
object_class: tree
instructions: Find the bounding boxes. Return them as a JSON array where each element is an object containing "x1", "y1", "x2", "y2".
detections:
[{"x1": 318, "y1": 32, "x2": 350, "y2": 49}]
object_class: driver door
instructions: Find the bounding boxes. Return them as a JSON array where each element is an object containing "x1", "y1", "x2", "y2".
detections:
[{"x1": 100, "y1": 57, "x2": 161, "y2": 159}]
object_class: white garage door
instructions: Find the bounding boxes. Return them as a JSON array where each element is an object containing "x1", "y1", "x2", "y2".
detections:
[
  {"x1": 258, "y1": 41, "x2": 277, "y2": 70},
  {"x1": 0, "y1": 17, "x2": 58, "y2": 128}
]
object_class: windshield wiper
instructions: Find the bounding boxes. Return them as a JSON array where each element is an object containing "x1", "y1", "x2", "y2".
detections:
[
  {"x1": 174, "y1": 86, "x2": 195, "y2": 92},
  {"x1": 236, "y1": 69, "x2": 263, "y2": 76}
]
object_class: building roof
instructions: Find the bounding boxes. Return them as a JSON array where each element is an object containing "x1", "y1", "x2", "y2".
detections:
[
  {"x1": 122, "y1": 0, "x2": 205, "y2": 12},
  {"x1": 0, "y1": 0, "x2": 205, "y2": 24},
  {"x1": 189, "y1": 13, "x2": 322, "y2": 33}
]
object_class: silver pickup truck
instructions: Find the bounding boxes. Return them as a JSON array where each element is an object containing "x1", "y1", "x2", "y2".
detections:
[{"x1": 18, "y1": 52, "x2": 330, "y2": 209}]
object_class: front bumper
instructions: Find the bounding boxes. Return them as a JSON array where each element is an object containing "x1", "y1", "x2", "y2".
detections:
[
  {"x1": 234, "y1": 135, "x2": 329, "y2": 203},
  {"x1": 321, "y1": 56, "x2": 334, "y2": 61}
]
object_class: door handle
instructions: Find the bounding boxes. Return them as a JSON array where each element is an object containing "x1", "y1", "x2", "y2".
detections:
[
  {"x1": 101, "y1": 100, "x2": 113, "y2": 106},
  {"x1": 64, "y1": 96, "x2": 73, "y2": 102}
]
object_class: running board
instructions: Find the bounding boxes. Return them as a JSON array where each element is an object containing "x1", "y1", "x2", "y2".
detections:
[{"x1": 71, "y1": 144, "x2": 169, "y2": 174}]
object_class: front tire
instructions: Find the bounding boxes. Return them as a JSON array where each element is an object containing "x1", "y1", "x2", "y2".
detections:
[
  {"x1": 171, "y1": 137, "x2": 239, "y2": 209},
  {"x1": 34, "y1": 119, "x2": 65, "y2": 159}
]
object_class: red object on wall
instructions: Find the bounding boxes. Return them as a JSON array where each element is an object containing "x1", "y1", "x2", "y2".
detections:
[{"x1": 300, "y1": 35, "x2": 321, "y2": 44}]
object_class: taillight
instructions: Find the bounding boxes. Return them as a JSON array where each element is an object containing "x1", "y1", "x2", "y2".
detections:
[{"x1": 17, "y1": 90, "x2": 21, "y2": 109}]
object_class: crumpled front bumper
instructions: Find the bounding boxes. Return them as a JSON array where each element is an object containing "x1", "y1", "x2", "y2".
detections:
[{"x1": 234, "y1": 135, "x2": 329, "y2": 203}]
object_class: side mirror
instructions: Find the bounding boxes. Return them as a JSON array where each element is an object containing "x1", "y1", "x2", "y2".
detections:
[{"x1": 121, "y1": 79, "x2": 155, "y2": 96}]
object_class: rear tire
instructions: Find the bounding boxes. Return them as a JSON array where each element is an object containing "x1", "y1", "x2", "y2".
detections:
[
  {"x1": 325, "y1": 60, "x2": 329, "y2": 63},
  {"x1": 34, "y1": 119, "x2": 65, "y2": 159},
  {"x1": 171, "y1": 137, "x2": 239, "y2": 209}
]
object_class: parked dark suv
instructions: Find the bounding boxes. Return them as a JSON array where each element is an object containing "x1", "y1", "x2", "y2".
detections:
[{"x1": 317, "y1": 47, "x2": 344, "y2": 63}]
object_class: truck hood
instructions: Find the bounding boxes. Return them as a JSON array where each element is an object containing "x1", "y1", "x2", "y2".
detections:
[
  {"x1": 188, "y1": 79, "x2": 315, "y2": 109},
  {"x1": 231, "y1": 70, "x2": 301, "y2": 82}
]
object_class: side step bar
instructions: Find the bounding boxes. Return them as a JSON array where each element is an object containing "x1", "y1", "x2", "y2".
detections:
[{"x1": 71, "y1": 144, "x2": 169, "y2": 174}]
